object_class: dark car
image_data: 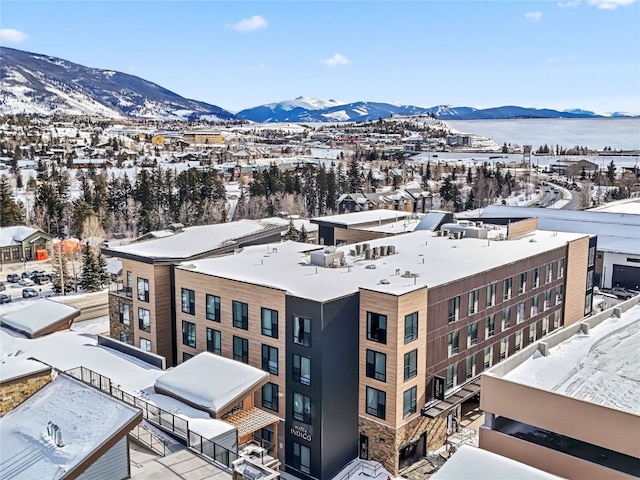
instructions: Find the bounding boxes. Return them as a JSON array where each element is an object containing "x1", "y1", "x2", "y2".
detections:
[
  {"x1": 6, "y1": 273, "x2": 20, "y2": 283},
  {"x1": 0, "y1": 281, "x2": 5, "y2": 292},
  {"x1": 33, "y1": 274, "x2": 51, "y2": 285},
  {"x1": 22, "y1": 288, "x2": 40, "y2": 298},
  {"x1": 0, "y1": 293, "x2": 11, "y2": 304},
  {"x1": 22, "y1": 271, "x2": 36, "y2": 279}
]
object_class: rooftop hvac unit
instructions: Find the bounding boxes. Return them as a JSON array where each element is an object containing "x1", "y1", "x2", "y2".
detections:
[
  {"x1": 355, "y1": 244, "x2": 363, "y2": 256},
  {"x1": 380, "y1": 245, "x2": 388, "y2": 256},
  {"x1": 349, "y1": 249, "x2": 357, "y2": 257},
  {"x1": 242, "y1": 466, "x2": 261, "y2": 480},
  {"x1": 372, "y1": 247, "x2": 380, "y2": 257},
  {"x1": 365, "y1": 249, "x2": 373, "y2": 260},
  {"x1": 403, "y1": 270, "x2": 412, "y2": 278},
  {"x1": 437, "y1": 230, "x2": 444, "y2": 237},
  {"x1": 363, "y1": 243, "x2": 370, "y2": 251},
  {"x1": 388, "y1": 245, "x2": 396, "y2": 255}
]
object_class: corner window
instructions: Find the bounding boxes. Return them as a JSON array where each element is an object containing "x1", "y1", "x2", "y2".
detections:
[
  {"x1": 404, "y1": 312, "x2": 418, "y2": 344},
  {"x1": 404, "y1": 350, "x2": 418, "y2": 381},
  {"x1": 293, "y1": 354, "x2": 311, "y2": 386},
  {"x1": 232, "y1": 301, "x2": 249, "y2": 330},
  {"x1": 206, "y1": 327, "x2": 221, "y2": 355},
  {"x1": 588, "y1": 246, "x2": 596, "y2": 267},
  {"x1": 448, "y1": 296, "x2": 460, "y2": 323},
  {"x1": 182, "y1": 320, "x2": 196, "y2": 348},
  {"x1": 293, "y1": 315, "x2": 311, "y2": 346},
  {"x1": 262, "y1": 382, "x2": 279, "y2": 412},
  {"x1": 233, "y1": 336, "x2": 248, "y2": 363},
  {"x1": 262, "y1": 344, "x2": 279, "y2": 375},
  {"x1": 138, "y1": 308, "x2": 150, "y2": 333},
  {"x1": 261, "y1": 308, "x2": 278, "y2": 338},
  {"x1": 137, "y1": 277, "x2": 149, "y2": 302},
  {"x1": 366, "y1": 349, "x2": 386, "y2": 382},
  {"x1": 206, "y1": 294, "x2": 220, "y2": 322},
  {"x1": 293, "y1": 392, "x2": 312, "y2": 424},
  {"x1": 365, "y1": 387, "x2": 386, "y2": 419},
  {"x1": 403, "y1": 386, "x2": 417, "y2": 418},
  {"x1": 557, "y1": 258, "x2": 565, "y2": 279},
  {"x1": 181, "y1": 288, "x2": 195, "y2": 315},
  {"x1": 367, "y1": 312, "x2": 387, "y2": 343}
]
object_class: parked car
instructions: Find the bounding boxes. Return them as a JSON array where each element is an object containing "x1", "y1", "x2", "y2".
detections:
[
  {"x1": 6, "y1": 273, "x2": 20, "y2": 283},
  {"x1": 0, "y1": 293, "x2": 11, "y2": 304},
  {"x1": 0, "y1": 281, "x2": 5, "y2": 292},
  {"x1": 18, "y1": 278, "x2": 35, "y2": 287},
  {"x1": 21, "y1": 271, "x2": 36, "y2": 279},
  {"x1": 33, "y1": 274, "x2": 51, "y2": 285},
  {"x1": 610, "y1": 287, "x2": 634, "y2": 300},
  {"x1": 22, "y1": 288, "x2": 40, "y2": 298}
]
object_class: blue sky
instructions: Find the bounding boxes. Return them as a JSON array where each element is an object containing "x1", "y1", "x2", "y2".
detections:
[{"x1": 1, "y1": 1, "x2": 639, "y2": 114}]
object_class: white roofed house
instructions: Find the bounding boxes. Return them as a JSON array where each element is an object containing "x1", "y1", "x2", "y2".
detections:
[
  {"x1": 0, "y1": 226, "x2": 54, "y2": 263},
  {"x1": 0, "y1": 298, "x2": 81, "y2": 338}
]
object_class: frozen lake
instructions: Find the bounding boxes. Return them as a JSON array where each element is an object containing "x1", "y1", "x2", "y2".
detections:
[{"x1": 446, "y1": 118, "x2": 640, "y2": 151}]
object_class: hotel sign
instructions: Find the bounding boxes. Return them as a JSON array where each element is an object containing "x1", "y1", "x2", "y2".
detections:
[
  {"x1": 434, "y1": 376, "x2": 445, "y2": 401},
  {"x1": 291, "y1": 422, "x2": 313, "y2": 442}
]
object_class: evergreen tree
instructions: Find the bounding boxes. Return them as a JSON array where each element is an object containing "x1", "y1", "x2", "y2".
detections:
[
  {"x1": 0, "y1": 175, "x2": 23, "y2": 226},
  {"x1": 466, "y1": 167, "x2": 473, "y2": 184},
  {"x1": 283, "y1": 219, "x2": 300, "y2": 241},
  {"x1": 606, "y1": 161, "x2": 616, "y2": 184},
  {"x1": 79, "y1": 243, "x2": 100, "y2": 292},
  {"x1": 347, "y1": 158, "x2": 362, "y2": 193},
  {"x1": 299, "y1": 224, "x2": 308, "y2": 243},
  {"x1": 52, "y1": 245, "x2": 70, "y2": 295}
]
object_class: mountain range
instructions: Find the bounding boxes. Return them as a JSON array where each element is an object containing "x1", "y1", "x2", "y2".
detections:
[{"x1": 0, "y1": 46, "x2": 635, "y2": 123}]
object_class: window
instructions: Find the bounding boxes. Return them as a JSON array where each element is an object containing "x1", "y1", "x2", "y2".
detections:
[
  {"x1": 262, "y1": 344, "x2": 279, "y2": 375},
  {"x1": 584, "y1": 293, "x2": 593, "y2": 316},
  {"x1": 557, "y1": 258, "x2": 565, "y2": 279},
  {"x1": 403, "y1": 386, "x2": 417, "y2": 418},
  {"x1": 517, "y1": 272, "x2": 527, "y2": 295},
  {"x1": 586, "y1": 270, "x2": 594, "y2": 290},
  {"x1": 119, "y1": 332, "x2": 131, "y2": 344},
  {"x1": 262, "y1": 382, "x2": 278, "y2": 412},
  {"x1": 139, "y1": 338, "x2": 151, "y2": 352},
  {"x1": 503, "y1": 278, "x2": 512, "y2": 301},
  {"x1": 292, "y1": 442, "x2": 311, "y2": 474},
  {"x1": 448, "y1": 296, "x2": 460, "y2": 323},
  {"x1": 404, "y1": 350, "x2": 418, "y2": 381},
  {"x1": 588, "y1": 246, "x2": 596, "y2": 267},
  {"x1": 501, "y1": 308, "x2": 511, "y2": 331},
  {"x1": 293, "y1": 354, "x2": 311, "y2": 386},
  {"x1": 137, "y1": 277, "x2": 149, "y2": 302},
  {"x1": 181, "y1": 288, "x2": 195, "y2": 315},
  {"x1": 293, "y1": 392, "x2": 312, "y2": 423},
  {"x1": 467, "y1": 322, "x2": 478, "y2": 347},
  {"x1": 485, "y1": 315, "x2": 495, "y2": 338},
  {"x1": 448, "y1": 330, "x2": 459, "y2": 356},
  {"x1": 546, "y1": 263, "x2": 553, "y2": 283},
  {"x1": 542, "y1": 316, "x2": 549, "y2": 336},
  {"x1": 532, "y1": 267, "x2": 540, "y2": 288},
  {"x1": 554, "y1": 310, "x2": 562, "y2": 330},
  {"x1": 446, "y1": 364, "x2": 458, "y2": 391},
  {"x1": 206, "y1": 294, "x2": 220, "y2": 322},
  {"x1": 468, "y1": 290, "x2": 479, "y2": 315},
  {"x1": 233, "y1": 336, "x2": 248, "y2": 363},
  {"x1": 365, "y1": 387, "x2": 386, "y2": 419},
  {"x1": 261, "y1": 308, "x2": 278, "y2": 338},
  {"x1": 486, "y1": 283, "x2": 496, "y2": 307},
  {"x1": 206, "y1": 328, "x2": 221, "y2": 355},
  {"x1": 183, "y1": 352, "x2": 193, "y2": 362},
  {"x1": 404, "y1": 312, "x2": 418, "y2": 344},
  {"x1": 544, "y1": 289, "x2": 552, "y2": 310},
  {"x1": 466, "y1": 354, "x2": 476, "y2": 379},
  {"x1": 138, "y1": 308, "x2": 150, "y2": 332},
  {"x1": 367, "y1": 312, "x2": 387, "y2": 343},
  {"x1": 293, "y1": 316, "x2": 311, "y2": 346},
  {"x1": 531, "y1": 295, "x2": 539, "y2": 316},
  {"x1": 182, "y1": 320, "x2": 196, "y2": 348},
  {"x1": 119, "y1": 302, "x2": 130, "y2": 325},
  {"x1": 500, "y1": 338, "x2": 508, "y2": 359},
  {"x1": 126, "y1": 271, "x2": 132, "y2": 297},
  {"x1": 483, "y1": 346, "x2": 493, "y2": 369},
  {"x1": 232, "y1": 301, "x2": 248, "y2": 330},
  {"x1": 515, "y1": 329, "x2": 523, "y2": 351},
  {"x1": 556, "y1": 285, "x2": 563, "y2": 304},
  {"x1": 366, "y1": 350, "x2": 386, "y2": 382},
  {"x1": 529, "y1": 324, "x2": 536, "y2": 343},
  {"x1": 516, "y1": 301, "x2": 526, "y2": 324}
]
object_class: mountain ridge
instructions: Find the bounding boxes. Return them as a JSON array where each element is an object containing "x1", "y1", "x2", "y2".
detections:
[{"x1": 1, "y1": 47, "x2": 636, "y2": 122}]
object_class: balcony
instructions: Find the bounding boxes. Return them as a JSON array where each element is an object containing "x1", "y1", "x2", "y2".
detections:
[{"x1": 109, "y1": 281, "x2": 132, "y2": 298}]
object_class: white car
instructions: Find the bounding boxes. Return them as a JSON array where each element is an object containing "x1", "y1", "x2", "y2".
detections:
[{"x1": 18, "y1": 278, "x2": 35, "y2": 287}]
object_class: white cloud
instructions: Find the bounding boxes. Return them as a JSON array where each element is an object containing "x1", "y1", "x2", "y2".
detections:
[
  {"x1": 525, "y1": 11, "x2": 543, "y2": 21},
  {"x1": 231, "y1": 15, "x2": 268, "y2": 32},
  {"x1": 547, "y1": 56, "x2": 561, "y2": 63},
  {"x1": 321, "y1": 53, "x2": 350, "y2": 68},
  {"x1": 558, "y1": 1, "x2": 580, "y2": 7},
  {"x1": 0, "y1": 29, "x2": 29, "y2": 43},
  {"x1": 588, "y1": 0, "x2": 635, "y2": 8}
]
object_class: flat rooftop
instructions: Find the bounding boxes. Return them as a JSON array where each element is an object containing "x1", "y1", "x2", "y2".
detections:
[
  {"x1": 311, "y1": 209, "x2": 416, "y2": 227},
  {"x1": 502, "y1": 303, "x2": 640, "y2": 415},
  {"x1": 179, "y1": 229, "x2": 587, "y2": 302}
]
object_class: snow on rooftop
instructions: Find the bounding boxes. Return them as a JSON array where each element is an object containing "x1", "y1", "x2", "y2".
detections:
[
  {"x1": 501, "y1": 303, "x2": 640, "y2": 415},
  {"x1": 105, "y1": 219, "x2": 283, "y2": 259},
  {"x1": 431, "y1": 445, "x2": 564, "y2": 480},
  {"x1": 0, "y1": 225, "x2": 39, "y2": 247},
  {"x1": 0, "y1": 374, "x2": 140, "y2": 480},
  {"x1": 1, "y1": 299, "x2": 79, "y2": 337},
  {"x1": 589, "y1": 197, "x2": 640, "y2": 215},
  {"x1": 0, "y1": 357, "x2": 50, "y2": 384},
  {"x1": 311, "y1": 209, "x2": 415, "y2": 226},
  {"x1": 155, "y1": 352, "x2": 268, "y2": 415},
  {"x1": 179, "y1": 229, "x2": 587, "y2": 302}
]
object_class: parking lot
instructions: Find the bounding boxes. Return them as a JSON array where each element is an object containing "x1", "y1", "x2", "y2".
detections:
[{"x1": 0, "y1": 258, "x2": 56, "y2": 308}]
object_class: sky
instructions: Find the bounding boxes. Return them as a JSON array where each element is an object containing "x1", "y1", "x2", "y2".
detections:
[{"x1": 1, "y1": 0, "x2": 639, "y2": 115}]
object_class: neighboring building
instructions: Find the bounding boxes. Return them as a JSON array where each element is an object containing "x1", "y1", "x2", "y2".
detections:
[
  {"x1": 0, "y1": 359, "x2": 52, "y2": 416},
  {"x1": 168, "y1": 220, "x2": 593, "y2": 478},
  {"x1": 181, "y1": 131, "x2": 224, "y2": 145},
  {"x1": 102, "y1": 220, "x2": 288, "y2": 365},
  {"x1": 337, "y1": 189, "x2": 433, "y2": 215},
  {"x1": 480, "y1": 297, "x2": 640, "y2": 480},
  {"x1": 0, "y1": 373, "x2": 142, "y2": 480},
  {"x1": 0, "y1": 226, "x2": 53, "y2": 263},
  {"x1": 0, "y1": 299, "x2": 80, "y2": 338},
  {"x1": 549, "y1": 158, "x2": 599, "y2": 175},
  {"x1": 462, "y1": 204, "x2": 639, "y2": 290}
]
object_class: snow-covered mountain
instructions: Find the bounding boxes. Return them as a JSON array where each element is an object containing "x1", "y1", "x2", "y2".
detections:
[{"x1": 0, "y1": 47, "x2": 235, "y2": 121}]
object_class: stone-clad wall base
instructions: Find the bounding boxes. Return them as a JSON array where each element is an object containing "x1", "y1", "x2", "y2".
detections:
[
  {"x1": 109, "y1": 294, "x2": 133, "y2": 343},
  {"x1": 1, "y1": 373, "x2": 51, "y2": 416}
]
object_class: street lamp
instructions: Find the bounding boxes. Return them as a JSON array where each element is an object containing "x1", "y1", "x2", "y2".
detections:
[{"x1": 21, "y1": 257, "x2": 26, "y2": 274}]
